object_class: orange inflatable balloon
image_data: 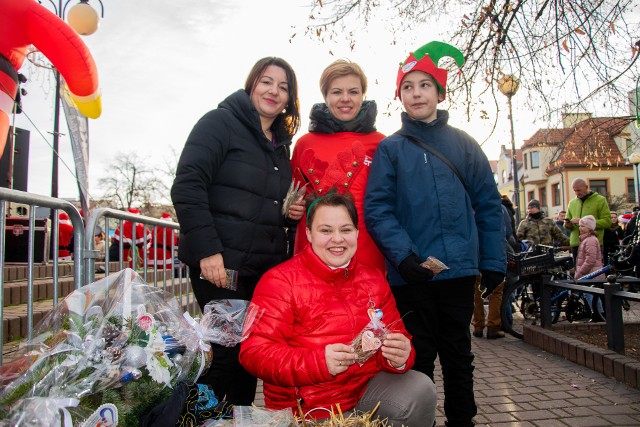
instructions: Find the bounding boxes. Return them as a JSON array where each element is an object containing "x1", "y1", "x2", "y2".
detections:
[{"x1": 0, "y1": 0, "x2": 101, "y2": 157}]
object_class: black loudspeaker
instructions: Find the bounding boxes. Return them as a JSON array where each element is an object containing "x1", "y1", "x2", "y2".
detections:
[
  {"x1": 4, "y1": 217, "x2": 50, "y2": 263},
  {"x1": 0, "y1": 127, "x2": 30, "y2": 191}
]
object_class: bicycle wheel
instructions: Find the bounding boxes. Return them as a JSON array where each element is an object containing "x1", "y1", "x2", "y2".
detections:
[{"x1": 501, "y1": 278, "x2": 538, "y2": 339}]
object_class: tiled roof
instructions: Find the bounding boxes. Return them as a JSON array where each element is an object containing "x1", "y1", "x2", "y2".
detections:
[
  {"x1": 503, "y1": 148, "x2": 523, "y2": 162},
  {"x1": 549, "y1": 117, "x2": 630, "y2": 169},
  {"x1": 522, "y1": 128, "x2": 574, "y2": 148}
]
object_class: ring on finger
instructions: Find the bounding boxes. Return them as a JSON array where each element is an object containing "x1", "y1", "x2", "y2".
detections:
[{"x1": 338, "y1": 360, "x2": 342, "y2": 366}]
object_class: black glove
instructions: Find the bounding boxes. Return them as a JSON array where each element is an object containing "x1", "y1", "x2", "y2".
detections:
[
  {"x1": 398, "y1": 254, "x2": 434, "y2": 285},
  {"x1": 480, "y1": 270, "x2": 505, "y2": 298}
]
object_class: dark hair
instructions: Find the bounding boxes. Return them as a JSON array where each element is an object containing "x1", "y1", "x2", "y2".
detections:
[
  {"x1": 244, "y1": 57, "x2": 301, "y2": 139},
  {"x1": 305, "y1": 191, "x2": 358, "y2": 229},
  {"x1": 319, "y1": 59, "x2": 368, "y2": 97}
]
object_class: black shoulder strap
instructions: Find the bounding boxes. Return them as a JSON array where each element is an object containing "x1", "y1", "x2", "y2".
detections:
[{"x1": 398, "y1": 133, "x2": 467, "y2": 191}]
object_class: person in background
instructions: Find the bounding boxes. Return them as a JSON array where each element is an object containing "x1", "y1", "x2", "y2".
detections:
[
  {"x1": 603, "y1": 211, "x2": 624, "y2": 264},
  {"x1": 146, "y1": 212, "x2": 178, "y2": 270},
  {"x1": 57, "y1": 211, "x2": 73, "y2": 261},
  {"x1": 624, "y1": 206, "x2": 640, "y2": 240},
  {"x1": 171, "y1": 57, "x2": 302, "y2": 405},
  {"x1": 94, "y1": 225, "x2": 106, "y2": 260},
  {"x1": 472, "y1": 197, "x2": 517, "y2": 340},
  {"x1": 290, "y1": 59, "x2": 386, "y2": 272},
  {"x1": 364, "y1": 41, "x2": 505, "y2": 427},
  {"x1": 240, "y1": 192, "x2": 436, "y2": 426},
  {"x1": 555, "y1": 210, "x2": 571, "y2": 237},
  {"x1": 517, "y1": 199, "x2": 569, "y2": 247},
  {"x1": 111, "y1": 207, "x2": 150, "y2": 268},
  {"x1": 575, "y1": 215, "x2": 605, "y2": 280},
  {"x1": 565, "y1": 178, "x2": 611, "y2": 259}
]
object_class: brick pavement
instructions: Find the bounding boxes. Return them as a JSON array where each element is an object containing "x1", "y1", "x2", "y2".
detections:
[
  {"x1": 462, "y1": 332, "x2": 640, "y2": 427},
  {"x1": 254, "y1": 332, "x2": 640, "y2": 426}
]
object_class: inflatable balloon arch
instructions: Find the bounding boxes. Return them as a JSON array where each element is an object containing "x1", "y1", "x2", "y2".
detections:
[{"x1": 0, "y1": 0, "x2": 102, "y2": 157}]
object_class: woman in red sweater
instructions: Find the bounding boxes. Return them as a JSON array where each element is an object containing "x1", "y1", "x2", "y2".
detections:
[
  {"x1": 290, "y1": 60, "x2": 386, "y2": 272},
  {"x1": 240, "y1": 192, "x2": 435, "y2": 425}
]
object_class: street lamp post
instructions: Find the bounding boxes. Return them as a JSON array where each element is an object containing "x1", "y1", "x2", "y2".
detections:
[
  {"x1": 629, "y1": 152, "x2": 640, "y2": 206},
  {"x1": 498, "y1": 74, "x2": 521, "y2": 224},
  {"x1": 48, "y1": 0, "x2": 102, "y2": 199}
]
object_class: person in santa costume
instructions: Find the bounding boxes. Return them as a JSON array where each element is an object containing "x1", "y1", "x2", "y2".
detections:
[
  {"x1": 112, "y1": 207, "x2": 150, "y2": 268},
  {"x1": 290, "y1": 59, "x2": 386, "y2": 273},
  {"x1": 57, "y1": 211, "x2": 73, "y2": 261},
  {"x1": 146, "y1": 212, "x2": 178, "y2": 269}
]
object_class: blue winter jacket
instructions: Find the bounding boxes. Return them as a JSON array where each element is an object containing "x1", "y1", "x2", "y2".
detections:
[{"x1": 364, "y1": 110, "x2": 506, "y2": 285}]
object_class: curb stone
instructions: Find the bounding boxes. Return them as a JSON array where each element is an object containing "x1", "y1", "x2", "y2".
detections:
[{"x1": 524, "y1": 324, "x2": 640, "y2": 390}]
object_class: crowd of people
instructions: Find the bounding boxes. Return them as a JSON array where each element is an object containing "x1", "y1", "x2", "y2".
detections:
[{"x1": 57, "y1": 207, "x2": 179, "y2": 273}]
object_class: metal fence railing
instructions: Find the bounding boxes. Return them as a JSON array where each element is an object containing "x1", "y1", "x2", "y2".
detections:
[{"x1": 0, "y1": 188, "x2": 195, "y2": 365}]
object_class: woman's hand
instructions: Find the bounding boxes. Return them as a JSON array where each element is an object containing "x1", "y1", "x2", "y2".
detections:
[
  {"x1": 381, "y1": 332, "x2": 411, "y2": 369},
  {"x1": 199, "y1": 253, "x2": 227, "y2": 288},
  {"x1": 287, "y1": 198, "x2": 305, "y2": 221},
  {"x1": 325, "y1": 343, "x2": 356, "y2": 376}
]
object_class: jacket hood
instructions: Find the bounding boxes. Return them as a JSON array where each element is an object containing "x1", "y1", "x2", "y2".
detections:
[
  {"x1": 308, "y1": 100, "x2": 378, "y2": 134},
  {"x1": 219, "y1": 89, "x2": 292, "y2": 148}
]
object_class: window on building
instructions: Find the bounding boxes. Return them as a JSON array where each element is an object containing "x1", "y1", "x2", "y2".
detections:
[
  {"x1": 626, "y1": 139, "x2": 634, "y2": 158},
  {"x1": 502, "y1": 170, "x2": 507, "y2": 184},
  {"x1": 531, "y1": 151, "x2": 540, "y2": 169},
  {"x1": 524, "y1": 153, "x2": 528, "y2": 170},
  {"x1": 628, "y1": 178, "x2": 636, "y2": 203},
  {"x1": 552, "y1": 183, "x2": 561, "y2": 206},
  {"x1": 539, "y1": 187, "x2": 547, "y2": 206},
  {"x1": 589, "y1": 179, "x2": 608, "y2": 197},
  {"x1": 528, "y1": 191, "x2": 534, "y2": 202}
]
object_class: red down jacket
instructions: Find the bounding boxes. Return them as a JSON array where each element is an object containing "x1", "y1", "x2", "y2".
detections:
[{"x1": 239, "y1": 244, "x2": 415, "y2": 415}]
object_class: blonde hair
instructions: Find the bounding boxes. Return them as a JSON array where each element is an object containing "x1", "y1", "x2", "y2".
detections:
[{"x1": 319, "y1": 59, "x2": 368, "y2": 97}]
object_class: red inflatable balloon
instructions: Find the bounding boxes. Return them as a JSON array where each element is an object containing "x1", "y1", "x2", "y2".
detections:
[{"x1": 0, "y1": 0, "x2": 102, "y2": 156}]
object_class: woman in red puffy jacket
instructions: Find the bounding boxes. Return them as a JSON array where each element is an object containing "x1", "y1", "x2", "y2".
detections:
[{"x1": 239, "y1": 192, "x2": 435, "y2": 425}]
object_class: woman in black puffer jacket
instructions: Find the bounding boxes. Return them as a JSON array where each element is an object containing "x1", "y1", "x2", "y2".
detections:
[{"x1": 171, "y1": 57, "x2": 302, "y2": 405}]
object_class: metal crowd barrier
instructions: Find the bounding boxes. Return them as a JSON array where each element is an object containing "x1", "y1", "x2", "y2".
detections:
[
  {"x1": 0, "y1": 188, "x2": 196, "y2": 365},
  {"x1": 540, "y1": 277, "x2": 640, "y2": 354},
  {"x1": 84, "y1": 207, "x2": 194, "y2": 313},
  {"x1": 0, "y1": 188, "x2": 84, "y2": 358}
]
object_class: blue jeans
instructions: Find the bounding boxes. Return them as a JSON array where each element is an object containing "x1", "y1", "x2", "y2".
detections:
[{"x1": 392, "y1": 277, "x2": 477, "y2": 427}]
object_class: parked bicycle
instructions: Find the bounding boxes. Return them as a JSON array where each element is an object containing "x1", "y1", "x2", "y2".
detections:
[{"x1": 500, "y1": 244, "x2": 583, "y2": 339}]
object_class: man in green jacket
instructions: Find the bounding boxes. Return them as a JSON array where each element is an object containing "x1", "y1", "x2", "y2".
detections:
[{"x1": 565, "y1": 178, "x2": 612, "y2": 258}]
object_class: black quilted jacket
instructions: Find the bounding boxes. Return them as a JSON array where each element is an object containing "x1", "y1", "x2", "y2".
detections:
[{"x1": 171, "y1": 89, "x2": 292, "y2": 277}]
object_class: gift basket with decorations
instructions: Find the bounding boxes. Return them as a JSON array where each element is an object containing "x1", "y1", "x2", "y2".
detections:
[{"x1": 0, "y1": 269, "x2": 263, "y2": 427}]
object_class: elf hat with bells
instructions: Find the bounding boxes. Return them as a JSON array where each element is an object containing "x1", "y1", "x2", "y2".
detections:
[{"x1": 395, "y1": 41, "x2": 465, "y2": 100}]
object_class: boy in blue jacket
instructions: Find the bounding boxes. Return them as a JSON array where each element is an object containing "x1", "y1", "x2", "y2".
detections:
[{"x1": 364, "y1": 41, "x2": 506, "y2": 427}]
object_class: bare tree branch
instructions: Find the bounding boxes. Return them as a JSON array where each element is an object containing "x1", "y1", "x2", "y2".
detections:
[
  {"x1": 304, "y1": 0, "x2": 640, "y2": 131},
  {"x1": 97, "y1": 152, "x2": 166, "y2": 209}
]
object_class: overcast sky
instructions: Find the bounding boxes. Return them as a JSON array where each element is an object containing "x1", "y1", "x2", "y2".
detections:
[{"x1": 13, "y1": 0, "x2": 543, "y2": 202}]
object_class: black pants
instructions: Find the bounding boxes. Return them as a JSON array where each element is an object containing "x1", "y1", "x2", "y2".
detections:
[
  {"x1": 392, "y1": 276, "x2": 477, "y2": 427},
  {"x1": 189, "y1": 268, "x2": 259, "y2": 405}
]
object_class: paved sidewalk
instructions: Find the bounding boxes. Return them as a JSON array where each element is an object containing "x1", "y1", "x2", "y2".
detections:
[
  {"x1": 254, "y1": 331, "x2": 640, "y2": 426},
  {"x1": 445, "y1": 333, "x2": 640, "y2": 427}
]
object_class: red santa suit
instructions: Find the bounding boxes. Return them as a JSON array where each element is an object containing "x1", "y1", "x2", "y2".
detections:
[
  {"x1": 113, "y1": 207, "x2": 150, "y2": 268},
  {"x1": 57, "y1": 212, "x2": 73, "y2": 260},
  {"x1": 146, "y1": 212, "x2": 178, "y2": 269}
]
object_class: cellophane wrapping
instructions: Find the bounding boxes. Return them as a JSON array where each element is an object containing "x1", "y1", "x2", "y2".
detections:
[{"x1": 0, "y1": 268, "x2": 210, "y2": 427}]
